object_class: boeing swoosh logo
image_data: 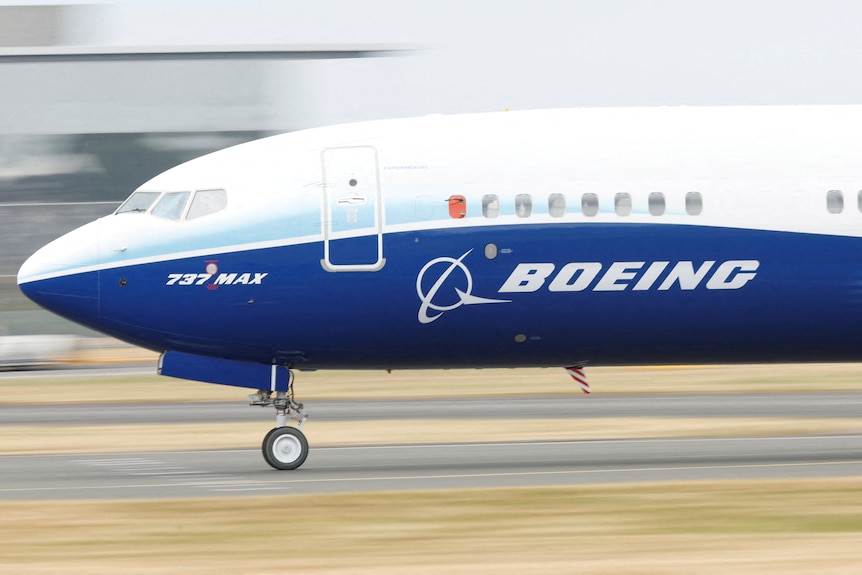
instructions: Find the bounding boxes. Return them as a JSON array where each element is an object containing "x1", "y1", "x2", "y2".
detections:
[{"x1": 416, "y1": 249, "x2": 510, "y2": 324}]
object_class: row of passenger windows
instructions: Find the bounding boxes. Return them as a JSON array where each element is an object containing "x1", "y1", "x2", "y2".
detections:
[
  {"x1": 116, "y1": 189, "x2": 227, "y2": 221},
  {"x1": 451, "y1": 190, "x2": 862, "y2": 219},
  {"x1": 448, "y1": 192, "x2": 704, "y2": 219}
]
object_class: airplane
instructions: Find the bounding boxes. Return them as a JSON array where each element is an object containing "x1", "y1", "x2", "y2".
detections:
[{"x1": 16, "y1": 105, "x2": 862, "y2": 470}]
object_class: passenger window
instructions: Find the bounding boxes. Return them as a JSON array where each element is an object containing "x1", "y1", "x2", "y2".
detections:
[
  {"x1": 685, "y1": 191, "x2": 703, "y2": 216},
  {"x1": 187, "y1": 189, "x2": 227, "y2": 220},
  {"x1": 116, "y1": 190, "x2": 160, "y2": 214},
  {"x1": 515, "y1": 194, "x2": 532, "y2": 218},
  {"x1": 581, "y1": 193, "x2": 599, "y2": 217},
  {"x1": 482, "y1": 194, "x2": 500, "y2": 218},
  {"x1": 614, "y1": 193, "x2": 632, "y2": 216},
  {"x1": 151, "y1": 191, "x2": 190, "y2": 221},
  {"x1": 648, "y1": 192, "x2": 665, "y2": 216},
  {"x1": 857, "y1": 190, "x2": 862, "y2": 213},
  {"x1": 826, "y1": 190, "x2": 843, "y2": 214},
  {"x1": 548, "y1": 193, "x2": 566, "y2": 217}
]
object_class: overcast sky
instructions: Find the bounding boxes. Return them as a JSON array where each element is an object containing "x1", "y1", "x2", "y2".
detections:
[
  {"x1": 4, "y1": 0, "x2": 862, "y2": 132},
  {"x1": 101, "y1": 0, "x2": 862, "y2": 112}
]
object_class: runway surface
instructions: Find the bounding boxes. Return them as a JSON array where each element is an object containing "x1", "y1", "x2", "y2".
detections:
[
  {"x1": 5, "y1": 391, "x2": 862, "y2": 425},
  {"x1": 2, "y1": 436, "x2": 861, "y2": 500},
  {"x1": 2, "y1": 391, "x2": 862, "y2": 500}
]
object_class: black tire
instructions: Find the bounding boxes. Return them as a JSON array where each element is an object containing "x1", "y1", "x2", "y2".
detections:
[{"x1": 262, "y1": 427, "x2": 309, "y2": 470}]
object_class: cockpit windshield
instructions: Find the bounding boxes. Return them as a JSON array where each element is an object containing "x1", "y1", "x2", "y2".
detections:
[
  {"x1": 116, "y1": 191, "x2": 161, "y2": 214},
  {"x1": 187, "y1": 189, "x2": 228, "y2": 220},
  {"x1": 151, "y1": 191, "x2": 191, "y2": 221},
  {"x1": 114, "y1": 188, "x2": 227, "y2": 220}
]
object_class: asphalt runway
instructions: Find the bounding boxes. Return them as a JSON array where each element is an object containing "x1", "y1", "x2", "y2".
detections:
[
  {"x1": 1, "y1": 392, "x2": 862, "y2": 500},
  {"x1": 2, "y1": 436, "x2": 861, "y2": 500},
  {"x1": 5, "y1": 391, "x2": 862, "y2": 425}
]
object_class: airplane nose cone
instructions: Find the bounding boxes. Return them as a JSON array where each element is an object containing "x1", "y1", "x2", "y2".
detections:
[{"x1": 17, "y1": 220, "x2": 101, "y2": 329}]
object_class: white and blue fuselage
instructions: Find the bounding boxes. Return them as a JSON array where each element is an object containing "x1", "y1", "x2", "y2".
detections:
[{"x1": 17, "y1": 106, "x2": 862, "y2": 370}]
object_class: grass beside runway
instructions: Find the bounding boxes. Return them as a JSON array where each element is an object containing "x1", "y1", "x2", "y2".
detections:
[
  {"x1": 1, "y1": 479, "x2": 861, "y2": 574},
  {"x1": 2, "y1": 417, "x2": 862, "y2": 455},
  {"x1": 2, "y1": 363, "x2": 862, "y2": 404}
]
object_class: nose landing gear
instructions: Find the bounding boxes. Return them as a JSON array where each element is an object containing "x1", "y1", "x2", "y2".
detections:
[{"x1": 249, "y1": 370, "x2": 309, "y2": 470}]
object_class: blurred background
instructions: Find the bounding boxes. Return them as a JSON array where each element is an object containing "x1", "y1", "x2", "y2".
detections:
[{"x1": 3, "y1": 0, "x2": 862, "y2": 365}]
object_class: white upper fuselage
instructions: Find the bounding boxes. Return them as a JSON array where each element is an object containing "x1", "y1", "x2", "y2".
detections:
[{"x1": 18, "y1": 105, "x2": 862, "y2": 285}]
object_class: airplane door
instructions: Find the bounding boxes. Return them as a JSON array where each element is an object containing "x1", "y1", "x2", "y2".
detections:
[{"x1": 321, "y1": 146, "x2": 385, "y2": 271}]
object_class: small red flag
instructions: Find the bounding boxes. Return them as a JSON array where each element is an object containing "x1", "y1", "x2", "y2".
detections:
[{"x1": 565, "y1": 366, "x2": 591, "y2": 394}]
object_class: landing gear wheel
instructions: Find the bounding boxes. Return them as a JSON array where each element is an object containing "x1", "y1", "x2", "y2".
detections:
[{"x1": 262, "y1": 427, "x2": 309, "y2": 470}]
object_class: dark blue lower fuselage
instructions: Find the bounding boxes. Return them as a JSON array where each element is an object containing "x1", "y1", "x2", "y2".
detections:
[{"x1": 20, "y1": 223, "x2": 862, "y2": 369}]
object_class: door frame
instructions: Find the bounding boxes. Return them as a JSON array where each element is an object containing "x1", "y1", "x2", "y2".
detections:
[{"x1": 320, "y1": 145, "x2": 386, "y2": 272}]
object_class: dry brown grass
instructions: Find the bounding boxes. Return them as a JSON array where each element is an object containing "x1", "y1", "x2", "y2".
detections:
[
  {"x1": 2, "y1": 417, "x2": 861, "y2": 455},
  {"x1": 1, "y1": 479, "x2": 861, "y2": 574},
  {"x1": 3, "y1": 362, "x2": 862, "y2": 405}
]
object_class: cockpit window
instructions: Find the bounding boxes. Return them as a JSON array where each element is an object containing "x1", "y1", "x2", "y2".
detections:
[
  {"x1": 187, "y1": 189, "x2": 227, "y2": 220},
  {"x1": 116, "y1": 191, "x2": 160, "y2": 214},
  {"x1": 151, "y1": 191, "x2": 190, "y2": 221}
]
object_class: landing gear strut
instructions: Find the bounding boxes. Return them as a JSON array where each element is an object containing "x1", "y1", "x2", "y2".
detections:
[{"x1": 249, "y1": 370, "x2": 309, "y2": 470}]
